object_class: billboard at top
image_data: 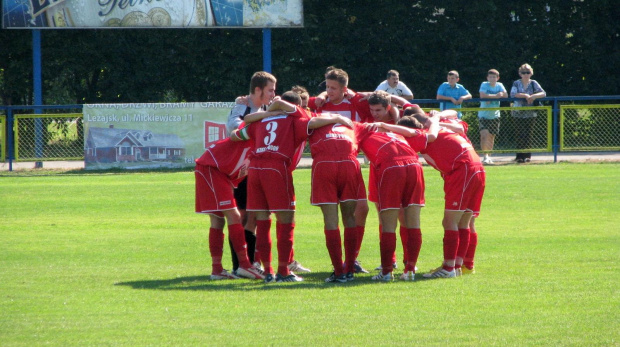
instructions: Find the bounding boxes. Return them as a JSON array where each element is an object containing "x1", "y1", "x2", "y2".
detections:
[{"x1": 2, "y1": 0, "x2": 303, "y2": 28}]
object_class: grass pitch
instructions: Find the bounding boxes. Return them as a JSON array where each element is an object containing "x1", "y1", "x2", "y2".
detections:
[{"x1": 0, "y1": 163, "x2": 618, "y2": 346}]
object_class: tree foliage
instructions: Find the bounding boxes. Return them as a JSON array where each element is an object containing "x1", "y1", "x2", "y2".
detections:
[{"x1": 0, "y1": 0, "x2": 618, "y2": 105}]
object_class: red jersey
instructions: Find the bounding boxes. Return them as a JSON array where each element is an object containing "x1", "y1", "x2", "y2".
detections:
[
  {"x1": 308, "y1": 123, "x2": 363, "y2": 160},
  {"x1": 419, "y1": 128, "x2": 480, "y2": 174},
  {"x1": 238, "y1": 106, "x2": 311, "y2": 166},
  {"x1": 440, "y1": 118, "x2": 471, "y2": 143},
  {"x1": 401, "y1": 129, "x2": 429, "y2": 154},
  {"x1": 356, "y1": 126, "x2": 418, "y2": 166},
  {"x1": 308, "y1": 94, "x2": 365, "y2": 122},
  {"x1": 195, "y1": 138, "x2": 252, "y2": 186}
]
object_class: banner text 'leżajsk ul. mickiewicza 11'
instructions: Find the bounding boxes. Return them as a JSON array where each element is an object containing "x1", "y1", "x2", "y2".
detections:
[{"x1": 83, "y1": 102, "x2": 234, "y2": 170}]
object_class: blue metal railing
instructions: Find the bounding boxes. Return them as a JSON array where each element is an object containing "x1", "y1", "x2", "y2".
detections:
[{"x1": 1, "y1": 97, "x2": 618, "y2": 171}]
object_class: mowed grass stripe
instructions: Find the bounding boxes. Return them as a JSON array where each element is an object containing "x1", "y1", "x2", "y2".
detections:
[{"x1": 0, "y1": 163, "x2": 618, "y2": 345}]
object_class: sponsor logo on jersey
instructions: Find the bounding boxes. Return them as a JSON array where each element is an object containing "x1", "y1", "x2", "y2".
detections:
[{"x1": 256, "y1": 145, "x2": 280, "y2": 153}]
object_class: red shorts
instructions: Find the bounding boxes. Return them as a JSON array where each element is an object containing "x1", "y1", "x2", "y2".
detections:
[
  {"x1": 311, "y1": 158, "x2": 365, "y2": 205},
  {"x1": 247, "y1": 160, "x2": 296, "y2": 211},
  {"x1": 195, "y1": 164, "x2": 236, "y2": 217},
  {"x1": 373, "y1": 160, "x2": 425, "y2": 211},
  {"x1": 443, "y1": 163, "x2": 486, "y2": 216},
  {"x1": 368, "y1": 165, "x2": 377, "y2": 202}
]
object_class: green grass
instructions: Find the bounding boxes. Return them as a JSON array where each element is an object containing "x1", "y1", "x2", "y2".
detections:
[{"x1": 1, "y1": 163, "x2": 618, "y2": 346}]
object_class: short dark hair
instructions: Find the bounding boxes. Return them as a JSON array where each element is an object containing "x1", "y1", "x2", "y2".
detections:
[
  {"x1": 387, "y1": 70, "x2": 399, "y2": 78},
  {"x1": 326, "y1": 69, "x2": 349, "y2": 87},
  {"x1": 447, "y1": 70, "x2": 459, "y2": 78},
  {"x1": 487, "y1": 69, "x2": 500, "y2": 76},
  {"x1": 403, "y1": 106, "x2": 424, "y2": 117},
  {"x1": 249, "y1": 71, "x2": 276, "y2": 95},
  {"x1": 291, "y1": 85, "x2": 309, "y2": 100},
  {"x1": 397, "y1": 116, "x2": 425, "y2": 129},
  {"x1": 281, "y1": 91, "x2": 302, "y2": 105},
  {"x1": 367, "y1": 90, "x2": 391, "y2": 107}
]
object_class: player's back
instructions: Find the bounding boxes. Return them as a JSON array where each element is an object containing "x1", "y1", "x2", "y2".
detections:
[
  {"x1": 196, "y1": 138, "x2": 253, "y2": 181},
  {"x1": 422, "y1": 129, "x2": 480, "y2": 173},
  {"x1": 247, "y1": 114, "x2": 309, "y2": 165},
  {"x1": 357, "y1": 128, "x2": 418, "y2": 165},
  {"x1": 309, "y1": 123, "x2": 359, "y2": 160}
]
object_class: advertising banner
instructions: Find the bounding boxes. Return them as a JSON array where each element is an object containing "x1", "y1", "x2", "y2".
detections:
[
  {"x1": 3, "y1": 0, "x2": 303, "y2": 28},
  {"x1": 83, "y1": 102, "x2": 233, "y2": 170}
]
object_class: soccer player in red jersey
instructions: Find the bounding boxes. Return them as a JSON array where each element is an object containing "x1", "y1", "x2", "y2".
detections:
[
  {"x1": 365, "y1": 91, "x2": 423, "y2": 272},
  {"x1": 378, "y1": 107, "x2": 486, "y2": 278},
  {"x1": 195, "y1": 138, "x2": 266, "y2": 281},
  {"x1": 355, "y1": 114, "x2": 435, "y2": 281},
  {"x1": 232, "y1": 92, "x2": 354, "y2": 283},
  {"x1": 266, "y1": 93, "x2": 369, "y2": 282},
  {"x1": 307, "y1": 120, "x2": 371, "y2": 282},
  {"x1": 307, "y1": 68, "x2": 372, "y2": 273}
]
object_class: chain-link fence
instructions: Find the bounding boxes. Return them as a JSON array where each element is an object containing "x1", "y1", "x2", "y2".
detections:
[
  {"x1": 2, "y1": 100, "x2": 618, "y2": 166},
  {"x1": 429, "y1": 106, "x2": 553, "y2": 154},
  {"x1": 14, "y1": 114, "x2": 84, "y2": 161},
  {"x1": 560, "y1": 104, "x2": 620, "y2": 151}
]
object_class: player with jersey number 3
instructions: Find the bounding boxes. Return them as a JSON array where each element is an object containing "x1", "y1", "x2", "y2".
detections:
[{"x1": 231, "y1": 92, "x2": 354, "y2": 283}]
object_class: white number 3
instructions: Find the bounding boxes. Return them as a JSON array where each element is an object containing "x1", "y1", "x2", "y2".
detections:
[{"x1": 263, "y1": 121, "x2": 278, "y2": 146}]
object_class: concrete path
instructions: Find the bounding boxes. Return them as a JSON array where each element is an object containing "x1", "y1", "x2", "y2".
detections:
[{"x1": 2, "y1": 151, "x2": 619, "y2": 171}]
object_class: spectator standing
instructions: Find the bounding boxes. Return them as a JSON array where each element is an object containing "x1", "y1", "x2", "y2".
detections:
[
  {"x1": 478, "y1": 69, "x2": 507, "y2": 164},
  {"x1": 436, "y1": 70, "x2": 472, "y2": 118},
  {"x1": 375, "y1": 70, "x2": 414, "y2": 100},
  {"x1": 510, "y1": 63, "x2": 546, "y2": 163}
]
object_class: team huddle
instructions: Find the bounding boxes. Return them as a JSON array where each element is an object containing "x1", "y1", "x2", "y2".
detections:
[{"x1": 195, "y1": 69, "x2": 486, "y2": 283}]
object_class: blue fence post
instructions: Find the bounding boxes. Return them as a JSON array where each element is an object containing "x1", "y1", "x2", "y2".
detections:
[
  {"x1": 552, "y1": 99, "x2": 559, "y2": 163},
  {"x1": 262, "y1": 28, "x2": 272, "y2": 73},
  {"x1": 7, "y1": 107, "x2": 14, "y2": 172},
  {"x1": 33, "y1": 29, "x2": 43, "y2": 168}
]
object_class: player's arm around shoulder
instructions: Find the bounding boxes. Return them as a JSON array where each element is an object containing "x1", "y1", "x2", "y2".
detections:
[
  {"x1": 308, "y1": 113, "x2": 353, "y2": 129},
  {"x1": 243, "y1": 110, "x2": 282, "y2": 124}
]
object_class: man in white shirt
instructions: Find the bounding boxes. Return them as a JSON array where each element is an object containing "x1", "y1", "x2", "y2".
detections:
[{"x1": 375, "y1": 70, "x2": 414, "y2": 100}]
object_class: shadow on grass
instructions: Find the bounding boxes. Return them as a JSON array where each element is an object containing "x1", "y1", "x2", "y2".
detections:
[{"x1": 114, "y1": 271, "x2": 427, "y2": 291}]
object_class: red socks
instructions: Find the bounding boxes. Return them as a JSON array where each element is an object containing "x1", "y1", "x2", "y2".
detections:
[
  {"x1": 405, "y1": 228, "x2": 422, "y2": 272},
  {"x1": 443, "y1": 229, "x2": 459, "y2": 271},
  {"x1": 255, "y1": 219, "x2": 273, "y2": 274},
  {"x1": 276, "y1": 222, "x2": 294, "y2": 276},
  {"x1": 380, "y1": 232, "x2": 397, "y2": 274},
  {"x1": 455, "y1": 228, "x2": 471, "y2": 268},
  {"x1": 355, "y1": 225, "x2": 365, "y2": 258},
  {"x1": 379, "y1": 225, "x2": 397, "y2": 265},
  {"x1": 343, "y1": 227, "x2": 357, "y2": 273},
  {"x1": 464, "y1": 232, "x2": 478, "y2": 269},
  {"x1": 209, "y1": 227, "x2": 224, "y2": 273},
  {"x1": 399, "y1": 226, "x2": 409, "y2": 268},
  {"x1": 228, "y1": 223, "x2": 252, "y2": 269},
  {"x1": 325, "y1": 228, "x2": 343, "y2": 276}
]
